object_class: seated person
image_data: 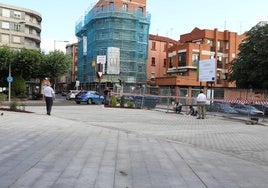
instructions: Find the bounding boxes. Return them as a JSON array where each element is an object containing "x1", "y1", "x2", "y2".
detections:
[
  {"x1": 174, "y1": 102, "x2": 182, "y2": 114},
  {"x1": 187, "y1": 105, "x2": 197, "y2": 116}
]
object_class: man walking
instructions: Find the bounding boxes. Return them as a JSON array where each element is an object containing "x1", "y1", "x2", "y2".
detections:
[
  {"x1": 43, "y1": 82, "x2": 55, "y2": 115},
  {"x1": 196, "y1": 89, "x2": 207, "y2": 119}
]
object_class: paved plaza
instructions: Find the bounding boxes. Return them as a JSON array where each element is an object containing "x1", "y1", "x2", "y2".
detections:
[{"x1": 0, "y1": 104, "x2": 268, "y2": 188}]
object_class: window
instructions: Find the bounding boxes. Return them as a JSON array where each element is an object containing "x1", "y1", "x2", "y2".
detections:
[
  {"x1": 217, "y1": 56, "x2": 223, "y2": 68},
  {"x1": 151, "y1": 57, "x2": 156, "y2": 66},
  {"x1": 217, "y1": 40, "x2": 223, "y2": 52},
  {"x1": 2, "y1": 22, "x2": 10, "y2": 29},
  {"x1": 13, "y1": 36, "x2": 21, "y2": 43},
  {"x1": 2, "y1": 9, "x2": 10, "y2": 17},
  {"x1": 208, "y1": 39, "x2": 215, "y2": 51},
  {"x1": 109, "y1": 2, "x2": 114, "y2": 10},
  {"x1": 169, "y1": 57, "x2": 173, "y2": 68},
  {"x1": 1, "y1": 34, "x2": 9, "y2": 43},
  {"x1": 178, "y1": 52, "x2": 186, "y2": 67},
  {"x1": 14, "y1": 11, "x2": 22, "y2": 19},
  {"x1": 151, "y1": 73, "x2": 155, "y2": 79},
  {"x1": 192, "y1": 53, "x2": 199, "y2": 67},
  {"x1": 226, "y1": 41, "x2": 229, "y2": 50},
  {"x1": 138, "y1": 7, "x2": 143, "y2": 14},
  {"x1": 151, "y1": 41, "x2": 156, "y2": 50},
  {"x1": 14, "y1": 24, "x2": 22, "y2": 31},
  {"x1": 163, "y1": 43, "x2": 167, "y2": 52},
  {"x1": 123, "y1": 3, "x2": 128, "y2": 12},
  {"x1": 163, "y1": 59, "x2": 167, "y2": 67}
]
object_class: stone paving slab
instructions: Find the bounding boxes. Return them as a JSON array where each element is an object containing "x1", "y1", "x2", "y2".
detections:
[{"x1": 0, "y1": 106, "x2": 268, "y2": 188}]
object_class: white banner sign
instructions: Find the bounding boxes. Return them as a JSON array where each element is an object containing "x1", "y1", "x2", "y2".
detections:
[
  {"x1": 83, "y1": 36, "x2": 87, "y2": 56},
  {"x1": 198, "y1": 59, "x2": 216, "y2": 82},
  {"x1": 107, "y1": 47, "x2": 120, "y2": 74},
  {"x1": 97, "y1": 55, "x2": 106, "y2": 64}
]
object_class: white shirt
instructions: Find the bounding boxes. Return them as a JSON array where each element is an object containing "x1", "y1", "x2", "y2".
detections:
[
  {"x1": 43, "y1": 85, "x2": 55, "y2": 97},
  {"x1": 196, "y1": 93, "x2": 207, "y2": 102}
]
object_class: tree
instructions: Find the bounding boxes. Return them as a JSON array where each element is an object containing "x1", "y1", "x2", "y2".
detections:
[
  {"x1": 12, "y1": 48, "x2": 42, "y2": 80},
  {"x1": 0, "y1": 46, "x2": 15, "y2": 87},
  {"x1": 229, "y1": 24, "x2": 268, "y2": 89},
  {"x1": 41, "y1": 50, "x2": 72, "y2": 85}
]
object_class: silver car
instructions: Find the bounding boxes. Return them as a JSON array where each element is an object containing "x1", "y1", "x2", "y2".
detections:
[
  {"x1": 66, "y1": 90, "x2": 79, "y2": 100},
  {"x1": 232, "y1": 104, "x2": 264, "y2": 116}
]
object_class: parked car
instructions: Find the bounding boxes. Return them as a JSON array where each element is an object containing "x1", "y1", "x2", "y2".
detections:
[
  {"x1": 75, "y1": 90, "x2": 104, "y2": 104},
  {"x1": 66, "y1": 90, "x2": 80, "y2": 100},
  {"x1": 232, "y1": 104, "x2": 264, "y2": 116},
  {"x1": 207, "y1": 102, "x2": 238, "y2": 114},
  {"x1": 251, "y1": 104, "x2": 268, "y2": 115}
]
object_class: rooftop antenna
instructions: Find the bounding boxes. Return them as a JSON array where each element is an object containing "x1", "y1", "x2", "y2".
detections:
[
  {"x1": 170, "y1": 28, "x2": 174, "y2": 38},
  {"x1": 239, "y1": 21, "x2": 243, "y2": 34}
]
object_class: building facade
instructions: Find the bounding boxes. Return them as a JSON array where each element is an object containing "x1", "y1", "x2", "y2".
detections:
[
  {"x1": 56, "y1": 43, "x2": 78, "y2": 93},
  {"x1": 147, "y1": 34, "x2": 177, "y2": 86},
  {"x1": 156, "y1": 27, "x2": 246, "y2": 103},
  {"x1": 0, "y1": 3, "x2": 42, "y2": 50},
  {"x1": 75, "y1": 0, "x2": 150, "y2": 92}
]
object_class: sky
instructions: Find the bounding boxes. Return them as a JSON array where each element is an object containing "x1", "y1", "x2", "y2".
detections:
[{"x1": 1, "y1": 0, "x2": 267, "y2": 52}]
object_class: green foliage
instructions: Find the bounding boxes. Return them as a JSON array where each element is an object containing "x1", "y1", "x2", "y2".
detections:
[
  {"x1": 9, "y1": 101, "x2": 26, "y2": 111},
  {"x1": 127, "y1": 101, "x2": 134, "y2": 108},
  {"x1": 9, "y1": 101, "x2": 19, "y2": 110},
  {"x1": 0, "y1": 47, "x2": 72, "y2": 95},
  {"x1": 0, "y1": 93, "x2": 7, "y2": 102},
  {"x1": 12, "y1": 75, "x2": 26, "y2": 97},
  {"x1": 12, "y1": 48, "x2": 42, "y2": 80},
  {"x1": 111, "y1": 95, "x2": 117, "y2": 107},
  {"x1": 120, "y1": 95, "x2": 125, "y2": 107},
  {"x1": 0, "y1": 46, "x2": 15, "y2": 70},
  {"x1": 42, "y1": 51, "x2": 72, "y2": 83},
  {"x1": 229, "y1": 24, "x2": 268, "y2": 89}
]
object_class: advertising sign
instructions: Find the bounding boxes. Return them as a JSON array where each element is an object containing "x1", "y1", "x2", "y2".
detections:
[
  {"x1": 198, "y1": 59, "x2": 216, "y2": 82},
  {"x1": 107, "y1": 47, "x2": 120, "y2": 74}
]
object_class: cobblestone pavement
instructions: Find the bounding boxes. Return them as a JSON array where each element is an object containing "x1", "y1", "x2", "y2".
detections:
[{"x1": 0, "y1": 105, "x2": 268, "y2": 188}]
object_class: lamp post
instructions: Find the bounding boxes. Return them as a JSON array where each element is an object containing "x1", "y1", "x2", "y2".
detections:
[{"x1": 54, "y1": 40, "x2": 69, "y2": 51}]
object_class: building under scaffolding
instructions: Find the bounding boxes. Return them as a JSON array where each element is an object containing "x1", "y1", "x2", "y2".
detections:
[{"x1": 75, "y1": 3, "x2": 151, "y2": 92}]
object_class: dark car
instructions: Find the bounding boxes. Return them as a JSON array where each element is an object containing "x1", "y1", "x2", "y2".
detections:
[
  {"x1": 251, "y1": 104, "x2": 268, "y2": 115},
  {"x1": 207, "y1": 102, "x2": 238, "y2": 114},
  {"x1": 232, "y1": 104, "x2": 264, "y2": 116},
  {"x1": 75, "y1": 90, "x2": 104, "y2": 104}
]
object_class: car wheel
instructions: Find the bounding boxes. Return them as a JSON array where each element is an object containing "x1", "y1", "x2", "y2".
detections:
[
  {"x1": 87, "y1": 99, "x2": 92, "y2": 104},
  {"x1": 76, "y1": 101, "x2": 81, "y2": 104}
]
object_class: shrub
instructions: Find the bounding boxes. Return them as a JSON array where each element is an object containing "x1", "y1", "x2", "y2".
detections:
[
  {"x1": 127, "y1": 101, "x2": 134, "y2": 108},
  {"x1": 120, "y1": 95, "x2": 125, "y2": 107},
  {"x1": 9, "y1": 101, "x2": 19, "y2": 110},
  {"x1": 12, "y1": 75, "x2": 26, "y2": 97},
  {"x1": 111, "y1": 96, "x2": 117, "y2": 107},
  {"x1": 0, "y1": 93, "x2": 7, "y2": 102}
]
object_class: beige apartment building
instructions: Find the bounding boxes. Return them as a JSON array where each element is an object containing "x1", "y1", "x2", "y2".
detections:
[{"x1": 0, "y1": 3, "x2": 42, "y2": 50}]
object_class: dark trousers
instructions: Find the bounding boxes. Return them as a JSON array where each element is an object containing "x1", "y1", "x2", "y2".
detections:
[{"x1": 45, "y1": 97, "x2": 53, "y2": 114}]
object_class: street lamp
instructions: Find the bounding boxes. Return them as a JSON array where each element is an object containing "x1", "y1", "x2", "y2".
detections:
[
  {"x1": 8, "y1": 21, "x2": 25, "y2": 103},
  {"x1": 54, "y1": 40, "x2": 69, "y2": 51}
]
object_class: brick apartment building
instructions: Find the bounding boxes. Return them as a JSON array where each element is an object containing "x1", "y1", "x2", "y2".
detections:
[
  {"x1": 155, "y1": 27, "x2": 246, "y2": 103},
  {"x1": 147, "y1": 34, "x2": 177, "y2": 86}
]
